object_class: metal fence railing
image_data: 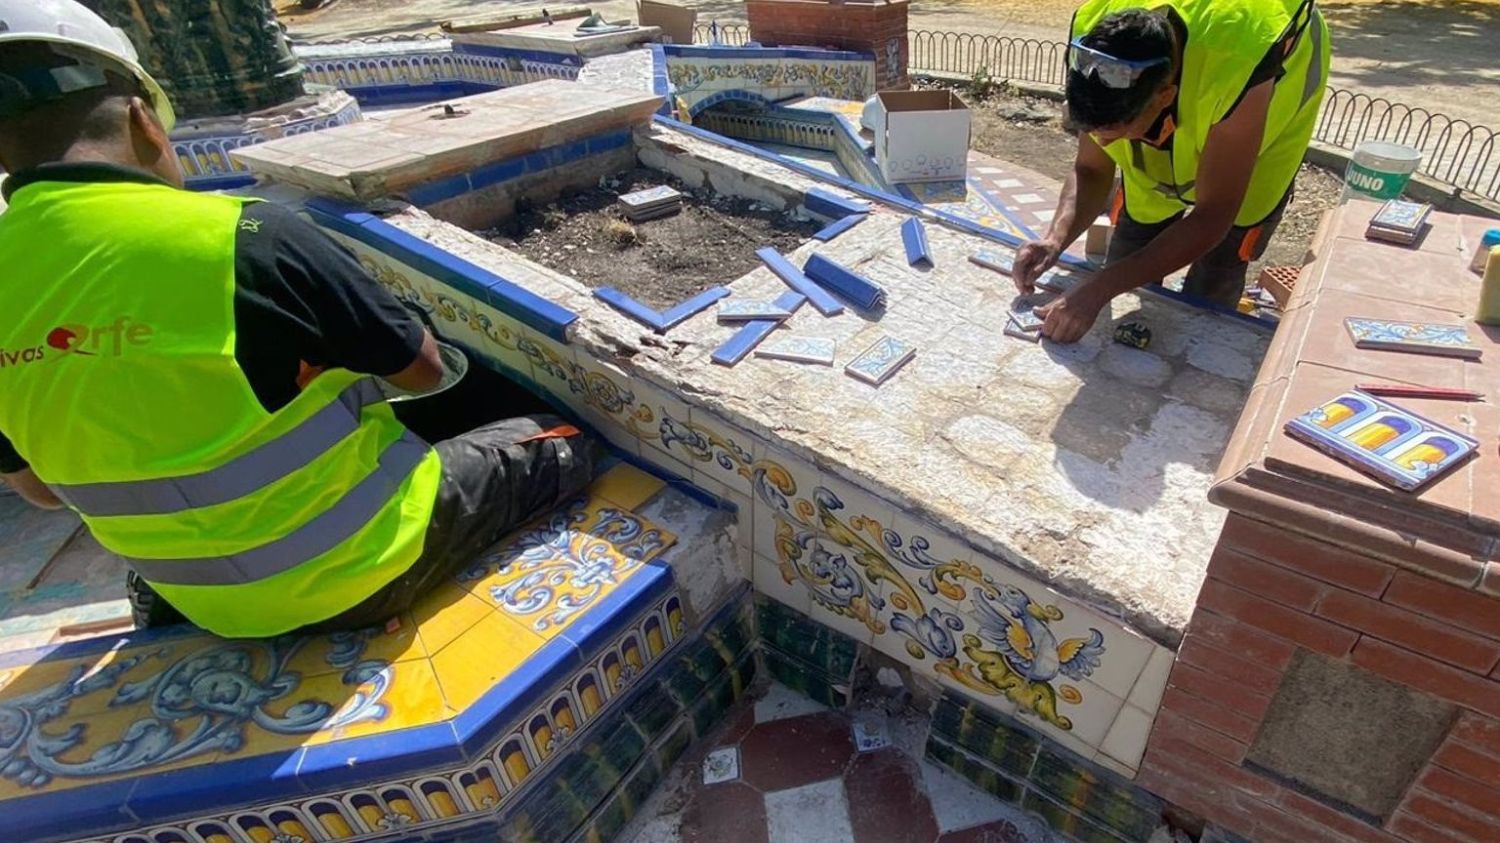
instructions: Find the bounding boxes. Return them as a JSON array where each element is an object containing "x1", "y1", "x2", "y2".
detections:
[{"x1": 688, "y1": 23, "x2": 1499, "y2": 201}]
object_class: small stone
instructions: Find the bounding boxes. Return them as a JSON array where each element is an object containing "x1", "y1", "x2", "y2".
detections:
[{"x1": 876, "y1": 666, "x2": 903, "y2": 688}]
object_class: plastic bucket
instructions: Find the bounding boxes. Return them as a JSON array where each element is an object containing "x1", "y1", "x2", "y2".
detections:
[
  {"x1": 376, "y1": 340, "x2": 469, "y2": 404},
  {"x1": 1341, "y1": 141, "x2": 1423, "y2": 202}
]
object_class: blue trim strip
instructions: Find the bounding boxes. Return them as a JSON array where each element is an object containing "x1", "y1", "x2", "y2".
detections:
[
  {"x1": 594, "y1": 287, "x2": 667, "y2": 330},
  {"x1": 804, "y1": 186, "x2": 871, "y2": 221},
  {"x1": 302, "y1": 201, "x2": 579, "y2": 341},
  {"x1": 185, "y1": 173, "x2": 257, "y2": 192},
  {"x1": 450, "y1": 41, "x2": 584, "y2": 65},
  {"x1": 803, "y1": 253, "x2": 886, "y2": 311},
  {"x1": 450, "y1": 636, "x2": 585, "y2": 758},
  {"x1": 559, "y1": 561, "x2": 673, "y2": 656},
  {"x1": 901, "y1": 217, "x2": 933, "y2": 266},
  {"x1": 610, "y1": 446, "x2": 734, "y2": 511},
  {"x1": 812, "y1": 213, "x2": 866, "y2": 242},
  {"x1": 711, "y1": 291, "x2": 806, "y2": 366},
  {"x1": 659, "y1": 286, "x2": 731, "y2": 331},
  {"x1": 756, "y1": 247, "x2": 845, "y2": 316},
  {"x1": 342, "y1": 80, "x2": 498, "y2": 107}
]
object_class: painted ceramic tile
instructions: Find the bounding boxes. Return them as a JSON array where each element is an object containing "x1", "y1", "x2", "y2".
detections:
[
  {"x1": 702, "y1": 747, "x2": 741, "y2": 784},
  {"x1": 1128, "y1": 645, "x2": 1175, "y2": 712},
  {"x1": 1004, "y1": 317, "x2": 1042, "y2": 343},
  {"x1": 969, "y1": 250, "x2": 1015, "y2": 275},
  {"x1": 658, "y1": 406, "x2": 759, "y2": 497},
  {"x1": 1343, "y1": 317, "x2": 1480, "y2": 359},
  {"x1": 718, "y1": 298, "x2": 796, "y2": 322},
  {"x1": 588, "y1": 462, "x2": 667, "y2": 512},
  {"x1": 1098, "y1": 703, "x2": 1155, "y2": 770},
  {"x1": 618, "y1": 185, "x2": 682, "y2": 209},
  {"x1": 845, "y1": 335, "x2": 917, "y2": 385},
  {"x1": 458, "y1": 496, "x2": 678, "y2": 639},
  {"x1": 1370, "y1": 199, "x2": 1431, "y2": 233},
  {"x1": 1008, "y1": 293, "x2": 1054, "y2": 332},
  {"x1": 755, "y1": 336, "x2": 837, "y2": 365},
  {"x1": 853, "y1": 720, "x2": 891, "y2": 752},
  {"x1": 1284, "y1": 389, "x2": 1477, "y2": 490}
]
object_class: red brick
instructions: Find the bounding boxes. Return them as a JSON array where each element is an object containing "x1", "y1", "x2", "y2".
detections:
[
  {"x1": 1167, "y1": 661, "x2": 1274, "y2": 720},
  {"x1": 1451, "y1": 712, "x2": 1500, "y2": 758},
  {"x1": 1276, "y1": 789, "x2": 1406, "y2": 843},
  {"x1": 1434, "y1": 742, "x2": 1500, "y2": 786},
  {"x1": 1137, "y1": 757, "x2": 1259, "y2": 841},
  {"x1": 1209, "y1": 546, "x2": 1327, "y2": 610},
  {"x1": 1389, "y1": 813, "x2": 1478, "y2": 843},
  {"x1": 1144, "y1": 732, "x2": 1280, "y2": 800},
  {"x1": 1400, "y1": 793, "x2": 1500, "y2": 843},
  {"x1": 1219, "y1": 513, "x2": 1396, "y2": 596},
  {"x1": 1188, "y1": 608, "x2": 1299, "y2": 667},
  {"x1": 1159, "y1": 685, "x2": 1262, "y2": 743},
  {"x1": 1200, "y1": 579, "x2": 1360, "y2": 656},
  {"x1": 1419, "y1": 766, "x2": 1500, "y2": 819},
  {"x1": 1178, "y1": 635, "x2": 1288, "y2": 695},
  {"x1": 1150, "y1": 707, "x2": 1249, "y2": 763},
  {"x1": 1227, "y1": 790, "x2": 1348, "y2": 843},
  {"x1": 1385, "y1": 572, "x2": 1500, "y2": 642},
  {"x1": 1316, "y1": 590, "x2": 1500, "y2": 674},
  {"x1": 1352, "y1": 638, "x2": 1500, "y2": 720}
]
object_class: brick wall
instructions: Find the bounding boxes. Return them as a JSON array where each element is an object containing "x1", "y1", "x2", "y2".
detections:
[
  {"x1": 1139, "y1": 513, "x2": 1500, "y2": 843},
  {"x1": 745, "y1": 0, "x2": 910, "y2": 90}
]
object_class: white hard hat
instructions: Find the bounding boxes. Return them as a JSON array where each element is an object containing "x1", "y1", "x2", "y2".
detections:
[{"x1": 0, "y1": 0, "x2": 175, "y2": 131}]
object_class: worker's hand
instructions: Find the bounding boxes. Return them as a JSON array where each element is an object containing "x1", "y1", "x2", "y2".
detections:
[
  {"x1": 1037, "y1": 284, "x2": 1109, "y2": 344},
  {"x1": 1012, "y1": 238, "x2": 1062, "y2": 294}
]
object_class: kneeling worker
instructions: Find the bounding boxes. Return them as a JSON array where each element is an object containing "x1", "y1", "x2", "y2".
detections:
[
  {"x1": 1014, "y1": 0, "x2": 1331, "y2": 342},
  {"x1": 0, "y1": 1, "x2": 595, "y2": 637}
]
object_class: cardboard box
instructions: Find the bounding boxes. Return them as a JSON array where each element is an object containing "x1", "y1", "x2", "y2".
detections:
[
  {"x1": 638, "y1": 0, "x2": 697, "y2": 44},
  {"x1": 874, "y1": 90, "x2": 971, "y2": 184}
]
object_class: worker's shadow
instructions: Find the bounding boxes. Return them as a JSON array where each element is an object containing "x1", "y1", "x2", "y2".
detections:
[{"x1": 1041, "y1": 300, "x2": 1250, "y2": 512}]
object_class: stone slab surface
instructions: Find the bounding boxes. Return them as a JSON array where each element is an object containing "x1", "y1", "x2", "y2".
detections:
[
  {"x1": 233, "y1": 80, "x2": 663, "y2": 200},
  {"x1": 385, "y1": 122, "x2": 1272, "y2": 640},
  {"x1": 453, "y1": 22, "x2": 661, "y2": 57}
]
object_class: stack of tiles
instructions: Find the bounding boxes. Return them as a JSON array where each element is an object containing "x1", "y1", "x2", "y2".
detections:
[
  {"x1": 618, "y1": 185, "x2": 683, "y2": 222},
  {"x1": 1365, "y1": 199, "x2": 1432, "y2": 246}
]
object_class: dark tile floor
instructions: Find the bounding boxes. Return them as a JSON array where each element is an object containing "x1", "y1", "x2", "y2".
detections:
[{"x1": 621, "y1": 683, "x2": 1065, "y2": 843}]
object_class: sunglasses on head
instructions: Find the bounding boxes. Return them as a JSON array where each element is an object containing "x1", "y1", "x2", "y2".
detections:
[{"x1": 1067, "y1": 39, "x2": 1169, "y2": 88}]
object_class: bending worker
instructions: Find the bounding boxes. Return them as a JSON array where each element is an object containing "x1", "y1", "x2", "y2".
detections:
[
  {"x1": 0, "y1": 0, "x2": 595, "y2": 637},
  {"x1": 1014, "y1": 0, "x2": 1331, "y2": 342}
]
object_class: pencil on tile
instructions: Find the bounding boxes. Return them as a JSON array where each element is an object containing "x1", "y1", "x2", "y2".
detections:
[{"x1": 1355, "y1": 383, "x2": 1484, "y2": 401}]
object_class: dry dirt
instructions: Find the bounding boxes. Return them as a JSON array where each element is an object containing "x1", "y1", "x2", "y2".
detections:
[
  {"x1": 493, "y1": 168, "x2": 818, "y2": 311},
  {"x1": 935, "y1": 81, "x2": 1345, "y2": 283}
]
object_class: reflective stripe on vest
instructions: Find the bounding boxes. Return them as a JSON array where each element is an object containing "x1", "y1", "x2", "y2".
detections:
[
  {"x1": 49, "y1": 379, "x2": 387, "y2": 517},
  {"x1": 125, "y1": 430, "x2": 429, "y2": 586}
]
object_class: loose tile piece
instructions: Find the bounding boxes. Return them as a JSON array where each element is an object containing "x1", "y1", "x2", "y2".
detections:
[
  {"x1": 703, "y1": 746, "x2": 742, "y2": 784},
  {"x1": 804, "y1": 253, "x2": 887, "y2": 311},
  {"x1": 812, "y1": 213, "x2": 866, "y2": 242},
  {"x1": 719, "y1": 298, "x2": 795, "y2": 322},
  {"x1": 755, "y1": 336, "x2": 837, "y2": 366},
  {"x1": 969, "y1": 250, "x2": 1014, "y2": 275},
  {"x1": 901, "y1": 217, "x2": 933, "y2": 266},
  {"x1": 852, "y1": 719, "x2": 891, "y2": 752},
  {"x1": 845, "y1": 335, "x2": 917, "y2": 385},
  {"x1": 711, "y1": 292, "x2": 807, "y2": 367},
  {"x1": 757, "y1": 246, "x2": 846, "y2": 316},
  {"x1": 1003, "y1": 317, "x2": 1041, "y2": 343},
  {"x1": 1008, "y1": 293, "x2": 1054, "y2": 332}
]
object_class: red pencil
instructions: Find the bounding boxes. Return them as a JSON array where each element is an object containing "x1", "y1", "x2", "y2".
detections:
[{"x1": 1356, "y1": 383, "x2": 1484, "y2": 401}]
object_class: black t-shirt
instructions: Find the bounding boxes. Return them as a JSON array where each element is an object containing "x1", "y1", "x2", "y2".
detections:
[{"x1": 0, "y1": 165, "x2": 424, "y2": 473}]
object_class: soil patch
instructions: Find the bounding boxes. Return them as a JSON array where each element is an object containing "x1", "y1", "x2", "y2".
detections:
[
  {"x1": 494, "y1": 168, "x2": 818, "y2": 311},
  {"x1": 921, "y1": 79, "x2": 1345, "y2": 283}
]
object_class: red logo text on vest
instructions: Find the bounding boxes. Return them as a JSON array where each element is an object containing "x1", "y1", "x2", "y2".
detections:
[{"x1": 1, "y1": 317, "x2": 155, "y2": 368}]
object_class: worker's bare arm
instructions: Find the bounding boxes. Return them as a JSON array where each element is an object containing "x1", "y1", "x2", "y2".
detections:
[
  {"x1": 3, "y1": 468, "x2": 64, "y2": 510},
  {"x1": 380, "y1": 329, "x2": 444, "y2": 393},
  {"x1": 1013, "y1": 134, "x2": 1117, "y2": 292}
]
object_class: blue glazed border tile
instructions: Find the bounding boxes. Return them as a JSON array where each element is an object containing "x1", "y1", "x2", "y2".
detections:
[
  {"x1": 966, "y1": 179, "x2": 1044, "y2": 241},
  {"x1": 662, "y1": 44, "x2": 872, "y2": 62},
  {"x1": 450, "y1": 41, "x2": 584, "y2": 66},
  {"x1": 587, "y1": 129, "x2": 633, "y2": 155},
  {"x1": 559, "y1": 562, "x2": 673, "y2": 659},
  {"x1": 469, "y1": 156, "x2": 527, "y2": 191},
  {"x1": 406, "y1": 170, "x2": 473, "y2": 206},
  {"x1": 594, "y1": 287, "x2": 667, "y2": 330},
  {"x1": 186, "y1": 173, "x2": 257, "y2": 192},
  {"x1": 659, "y1": 286, "x2": 730, "y2": 330},
  {"x1": 812, "y1": 213, "x2": 865, "y2": 242},
  {"x1": 4, "y1": 778, "x2": 140, "y2": 843},
  {"x1": 298, "y1": 722, "x2": 464, "y2": 793},
  {"x1": 127, "y1": 748, "x2": 307, "y2": 824},
  {"x1": 804, "y1": 186, "x2": 871, "y2": 221},
  {"x1": 452, "y1": 636, "x2": 584, "y2": 758},
  {"x1": 756, "y1": 247, "x2": 844, "y2": 316},
  {"x1": 901, "y1": 217, "x2": 933, "y2": 266},
  {"x1": 710, "y1": 291, "x2": 806, "y2": 366},
  {"x1": 803, "y1": 253, "x2": 885, "y2": 311}
]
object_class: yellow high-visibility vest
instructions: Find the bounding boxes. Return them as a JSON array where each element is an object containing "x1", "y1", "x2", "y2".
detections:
[
  {"x1": 1072, "y1": 0, "x2": 1332, "y2": 226},
  {"x1": 0, "y1": 178, "x2": 441, "y2": 637}
]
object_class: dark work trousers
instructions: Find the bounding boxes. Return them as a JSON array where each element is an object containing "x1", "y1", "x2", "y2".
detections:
[
  {"x1": 127, "y1": 414, "x2": 597, "y2": 633},
  {"x1": 1107, "y1": 187, "x2": 1294, "y2": 308}
]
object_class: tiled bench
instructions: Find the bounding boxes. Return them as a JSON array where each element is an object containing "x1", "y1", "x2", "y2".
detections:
[{"x1": 0, "y1": 462, "x2": 755, "y2": 843}]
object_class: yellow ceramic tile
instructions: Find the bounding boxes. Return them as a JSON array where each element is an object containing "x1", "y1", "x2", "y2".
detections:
[
  {"x1": 300, "y1": 658, "x2": 454, "y2": 746},
  {"x1": 0, "y1": 695, "x2": 220, "y2": 801},
  {"x1": 430, "y1": 612, "x2": 547, "y2": 712},
  {"x1": 0, "y1": 634, "x2": 217, "y2": 720},
  {"x1": 573, "y1": 496, "x2": 679, "y2": 566},
  {"x1": 282, "y1": 619, "x2": 427, "y2": 681},
  {"x1": 588, "y1": 463, "x2": 666, "y2": 511},
  {"x1": 413, "y1": 581, "x2": 496, "y2": 655}
]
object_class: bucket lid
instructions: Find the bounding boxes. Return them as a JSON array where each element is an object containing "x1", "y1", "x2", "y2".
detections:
[
  {"x1": 1483, "y1": 229, "x2": 1500, "y2": 248},
  {"x1": 1353, "y1": 140, "x2": 1423, "y2": 165}
]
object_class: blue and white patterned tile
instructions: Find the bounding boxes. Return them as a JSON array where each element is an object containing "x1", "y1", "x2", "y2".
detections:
[
  {"x1": 516, "y1": 331, "x2": 578, "y2": 407},
  {"x1": 666, "y1": 406, "x2": 758, "y2": 498},
  {"x1": 753, "y1": 550, "x2": 811, "y2": 617},
  {"x1": 463, "y1": 296, "x2": 536, "y2": 384}
]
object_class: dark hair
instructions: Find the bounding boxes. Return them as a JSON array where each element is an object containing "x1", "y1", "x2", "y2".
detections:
[
  {"x1": 1065, "y1": 8, "x2": 1175, "y2": 132},
  {"x1": 0, "y1": 43, "x2": 140, "y2": 165}
]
